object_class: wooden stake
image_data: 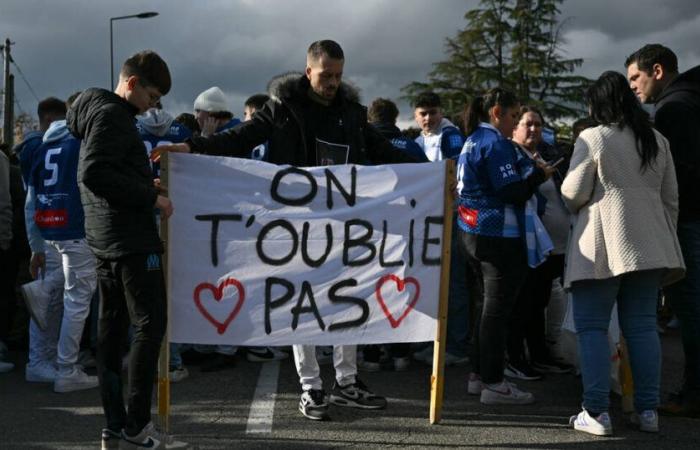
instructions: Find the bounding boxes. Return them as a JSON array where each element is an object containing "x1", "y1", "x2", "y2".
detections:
[
  {"x1": 618, "y1": 336, "x2": 635, "y2": 414},
  {"x1": 157, "y1": 151, "x2": 171, "y2": 431},
  {"x1": 430, "y1": 160, "x2": 455, "y2": 424}
]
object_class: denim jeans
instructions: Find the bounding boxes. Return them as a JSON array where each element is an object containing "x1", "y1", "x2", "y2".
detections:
[
  {"x1": 666, "y1": 220, "x2": 700, "y2": 397},
  {"x1": 572, "y1": 270, "x2": 663, "y2": 413},
  {"x1": 460, "y1": 232, "x2": 527, "y2": 384}
]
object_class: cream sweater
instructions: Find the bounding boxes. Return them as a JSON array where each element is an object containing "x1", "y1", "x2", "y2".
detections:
[{"x1": 561, "y1": 125, "x2": 685, "y2": 288}]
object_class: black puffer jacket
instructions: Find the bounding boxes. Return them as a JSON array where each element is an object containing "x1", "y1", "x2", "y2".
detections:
[
  {"x1": 187, "y1": 73, "x2": 417, "y2": 165},
  {"x1": 654, "y1": 65, "x2": 700, "y2": 221},
  {"x1": 67, "y1": 88, "x2": 161, "y2": 259}
]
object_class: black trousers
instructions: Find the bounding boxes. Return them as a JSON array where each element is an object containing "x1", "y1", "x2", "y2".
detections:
[
  {"x1": 96, "y1": 253, "x2": 167, "y2": 435},
  {"x1": 506, "y1": 254, "x2": 565, "y2": 364},
  {"x1": 459, "y1": 232, "x2": 528, "y2": 384}
]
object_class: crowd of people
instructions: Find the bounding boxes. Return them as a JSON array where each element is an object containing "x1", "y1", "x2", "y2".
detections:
[{"x1": 0, "y1": 39, "x2": 699, "y2": 448}]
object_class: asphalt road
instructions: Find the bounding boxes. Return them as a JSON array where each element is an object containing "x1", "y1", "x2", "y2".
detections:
[{"x1": 1, "y1": 331, "x2": 699, "y2": 449}]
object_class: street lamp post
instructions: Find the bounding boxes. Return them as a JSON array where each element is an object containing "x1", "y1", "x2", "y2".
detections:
[{"x1": 110, "y1": 11, "x2": 159, "y2": 90}]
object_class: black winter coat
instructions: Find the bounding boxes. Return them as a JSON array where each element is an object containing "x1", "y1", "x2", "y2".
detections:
[
  {"x1": 654, "y1": 65, "x2": 700, "y2": 221},
  {"x1": 67, "y1": 88, "x2": 161, "y2": 259},
  {"x1": 187, "y1": 73, "x2": 418, "y2": 166}
]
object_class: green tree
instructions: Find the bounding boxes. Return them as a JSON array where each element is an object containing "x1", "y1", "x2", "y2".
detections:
[{"x1": 402, "y1": 0, "x2": 591, "y2": 126}]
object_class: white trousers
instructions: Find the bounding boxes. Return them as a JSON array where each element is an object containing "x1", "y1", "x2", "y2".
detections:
[
  {"x1": 27, "y1": 246, "x2": 63, "y2": 368},
  {"x1": 48, "y1": 239, "x2": 97, "y2": 375},
  {"x1": 292, "y1": 345, "x2": 357, "y2": 391}
]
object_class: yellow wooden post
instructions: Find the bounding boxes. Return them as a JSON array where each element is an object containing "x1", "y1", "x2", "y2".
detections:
[
  {"x1": 157, "y1": 151, "x2": 171, "y2": 431},
  {"x1": 430, "y1": 160, "x2": 455, "y2": 424},
  {"x1": 618, "y1": 336, "x2": 634, "y2": 413}
]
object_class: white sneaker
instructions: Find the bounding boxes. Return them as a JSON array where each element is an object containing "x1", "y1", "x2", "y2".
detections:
[
  {"x1": 121, "y1": 421, "x2": 189, "y2": 449},
  {"x1": 20, "y1": 279, "x2": 51, "y2": 331},
  {"x1": 569, "y1": 409, "x2": 613, "y2": 436},
  {"x1": 631, "y1": 409, "x2": 658, "y2": 433},
  {"x1": 480, "y1": 380, "x2": 535, "y2": 405},
  {"x1": 26, "y1": 361, "x2": 57, "y2": 383},
  {"x1": 0, "y1": 360, "x2": 14, "y2": 373},
  {"x1": 246, "y1": 346, "x2": 288, "y2": 362},
  {"x1": 467, "y1": 372, "x2": 483, "y2": 395},
  {"x1": 169, "y1": 365, "x2": 189, "y2": 383},
  {"x1": 54, "y1": 367, "x2": 99, "y2": 393}
]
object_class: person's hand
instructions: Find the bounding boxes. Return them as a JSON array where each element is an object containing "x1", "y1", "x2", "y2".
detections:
[
  {"x1": 29, "y1": 252, "x2": 46, "y2": 280},
  {"x1": 200, "y1": 117, "x2": 218, "y2": 137},
  {"x1": 150, "y1": 143, "x2": 190, "y2": 162},
  {"x1": 153, "y1": 178, "x2": 167, "y2": 195},
  {"x1": 536, "y1": 159, "x2": 557, "y2": 180},
  {"x1": 155, "y1": 195, "x2": 174, "y2": 219}
]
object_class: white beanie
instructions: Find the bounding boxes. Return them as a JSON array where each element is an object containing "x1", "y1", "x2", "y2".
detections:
[{"x1": 194, "y1": 86, "x2": 229, "y2": 112}]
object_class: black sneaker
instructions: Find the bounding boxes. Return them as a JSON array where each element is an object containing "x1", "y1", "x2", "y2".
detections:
[
  {"x1": 504, "y1": 361, "x2": 542, "y2": 381},
  {"x1": 299, "y1": 389, "x2": 330, "y2": 420},
  {"x1": 101, "y1": 428, "x2": 121, "y2": 450},
  {"x1": 200, "y1": 354, "x2": 236, "y2": 372},
  {"x1": 329, "y1": 378, "x2": 387, "y2": 409},
  {"x1": 531, "y1": 357, "x2": 573, "y2": 374}
]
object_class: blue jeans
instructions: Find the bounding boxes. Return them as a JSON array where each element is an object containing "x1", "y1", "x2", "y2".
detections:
[
  {"x1": 572, "y1": 270, "x2": 663, "y2": 413},
  {"x1": 667, "y1": 220, "x2": 700, "y2": 396}
]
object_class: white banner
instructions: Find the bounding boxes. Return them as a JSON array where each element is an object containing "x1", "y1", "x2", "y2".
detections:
[{"x1": 168, "y1": 154, "x2": 447, "y2": 345}]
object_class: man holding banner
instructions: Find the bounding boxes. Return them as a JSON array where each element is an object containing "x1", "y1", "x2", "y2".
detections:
[{"x1": 154, "y1": 39, "x2": 419, "y2": 421}]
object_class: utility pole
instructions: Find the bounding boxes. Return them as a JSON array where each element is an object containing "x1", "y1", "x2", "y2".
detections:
[{"x1": 2, "y1": 38, "x2": 14, "y2": 148}]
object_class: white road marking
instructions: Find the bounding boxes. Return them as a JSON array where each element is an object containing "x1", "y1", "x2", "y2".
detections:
[{"x1": 245, "y1": 361, "x2": 280, "y2": 434}]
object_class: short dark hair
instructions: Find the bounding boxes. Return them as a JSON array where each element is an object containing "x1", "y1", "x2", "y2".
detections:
[
  {"x1": 368, "y1": 98, "x2": 399, "y2": 124},
  {"x1": 174, "y1": 112, "x2": 200, "y2": 135},
  {"x1": 120, "y1": 50, "x2": 171, "y2": 95},
  {"x1": 517, "y1": 105, "x2": 545, "y2": 127},
  {"x1": 37, "y1": 97, "x2": 67, "y2": 122},
  {"x1": 413, "y1": 92, "x2": 441, "y2": 109},
  {"x1": 244, "y1": 94, "x2": 270, "y2": 111},
  {"x1": 625, "y1": 44, "x2": 678, "y2": 74},
  {"x1": 307, "y1": 40, "x2": 344, "y2": 61}
]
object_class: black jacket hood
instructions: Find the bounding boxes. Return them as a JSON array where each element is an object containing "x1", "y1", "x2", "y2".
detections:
[
  {"x1": 266, "y1": 72, "x2": 361, "y2": 105},
  {"x1": 657, "y1": 65, "x2": 700, "y2": 104},
  {"x1": 67, "y1": 88, "x2": 138, "y2": 140}
]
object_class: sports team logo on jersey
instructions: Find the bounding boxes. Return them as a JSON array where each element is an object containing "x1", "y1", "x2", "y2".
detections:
[{"x1": 34, "y1": 209, "x2": 68, "y2": 228}]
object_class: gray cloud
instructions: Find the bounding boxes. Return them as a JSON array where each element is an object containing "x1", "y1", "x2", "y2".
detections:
[{"x1": 2, "y1": 0, "x2": 698, "y2": 129}]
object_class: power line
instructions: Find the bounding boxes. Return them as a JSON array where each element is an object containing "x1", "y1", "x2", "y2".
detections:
[{"x1": 10, "y1": 56, "x2": 40, "y2": 102}]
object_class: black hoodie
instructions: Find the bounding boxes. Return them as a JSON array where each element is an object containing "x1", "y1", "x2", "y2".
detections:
[
  {"x1": 66, "y1": 88, "x2": 161, "y2": 259},
  {"x1": 654, "y1": 65, "x2": 700, "y2": 221}
]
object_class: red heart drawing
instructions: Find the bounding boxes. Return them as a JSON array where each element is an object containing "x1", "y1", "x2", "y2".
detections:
[
  {"x1": 193, "y1": 278, "x2": 245, "y2": 335},
  {"x1": 374, "y1": 275, "x2": 421, "y2": 328}
]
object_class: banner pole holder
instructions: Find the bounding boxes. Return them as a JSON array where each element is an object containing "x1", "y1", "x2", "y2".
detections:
[
  {"x1": 157, "y1": 151, "x2": 171, "y2": 432},
  {"x1": 430, "y1": 159, "x2": 455, "y2": 424}
]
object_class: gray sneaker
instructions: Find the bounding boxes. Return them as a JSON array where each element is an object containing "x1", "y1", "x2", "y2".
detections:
[
  {"x1": 121, "y1": 421, "x2": 189, "y2": 449},
  {"x1": 631, "y1": 409, "x2": 658, "y2": 433},
  {"x1": 54, "y1": 367, "x2": 99, "y2": 393},
  {"x1": 480, "y1": 380, "x2": 535, "y2": 405},
  {"x1": 329, "y1": 378, "x2": 387, "y2": 409}
]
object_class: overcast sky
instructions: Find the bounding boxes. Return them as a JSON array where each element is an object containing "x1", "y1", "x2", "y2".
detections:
[{"x1": 2, "y1": 0, "x2": 699, "y2": 129}]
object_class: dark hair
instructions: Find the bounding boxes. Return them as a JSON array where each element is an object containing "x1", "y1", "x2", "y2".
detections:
[
  {"x1": 625, "y1": 44, "x2": 678, "y2": 74},
  {"x1": 413, "y1": 92, "x2": 441, "y2": 109},
  {"x1": 517, "y1": 105, "x2": 544, "y2": 126},
  {"x1": 368, "y1": 97, "x2": 399, "y2": 123},
  {"x1": 244, "y1": 94, "x2": 270, "y2": 111},
  {"x1": 586, "y1": 71, "x2": 659, "y2": 171},
  {"x1": 463, "y1": 88, "x2": 518, "y2": 136},
  {"x1": 307, "y1": 40, "x2": 344, "y2": 61},
  {"x1": 208, "y1": 110, "x2": 233, "y2": 121},
  {"x1": 37, "y1": 97, "x2": 67, "y2": 122},
  {"x1": 120, "y1": 50, "x2": 171, "y2": 95},
  {"x1": 174, "y1": 112, "x2": 200, "y2": 135}
]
